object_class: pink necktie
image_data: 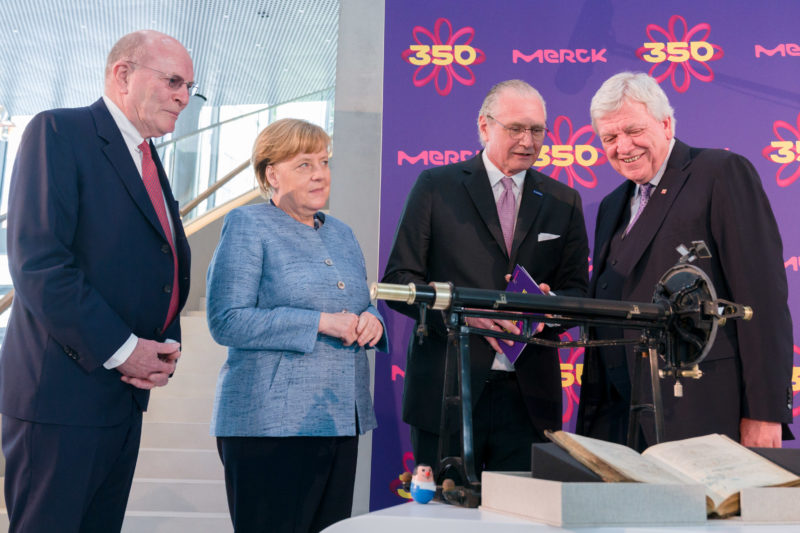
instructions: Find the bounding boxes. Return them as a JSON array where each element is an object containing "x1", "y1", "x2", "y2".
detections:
[
  {"x1": 497, "y1": 177, "x2": 515, "y2": 255},
  {"x1": 139, "y1": 141, "x2": 179, "y2": 330},
  {"x1": 624, "y1": 182, "x2": 654, "y2": 236}
]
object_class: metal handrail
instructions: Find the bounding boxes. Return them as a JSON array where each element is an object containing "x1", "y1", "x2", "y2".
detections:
[
  {"x1": 154, "y1": 86, "x2": 335, "y2": 150},
  {"x1": 179, "y1": 160, "x2": 252, "y2": 217},
  {"x1": 0, "y1": 288, "x2": 13, "y2": 315}
]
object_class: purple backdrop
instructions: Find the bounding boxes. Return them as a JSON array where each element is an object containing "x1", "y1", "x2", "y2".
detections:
[{"x1": 370, "y1": 0, "x2": 800, "y2": 510}]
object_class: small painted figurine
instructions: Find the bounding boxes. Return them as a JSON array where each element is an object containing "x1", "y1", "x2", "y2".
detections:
[{"x1": 409, "y1": 464, "x2": 436, "y2": 504}]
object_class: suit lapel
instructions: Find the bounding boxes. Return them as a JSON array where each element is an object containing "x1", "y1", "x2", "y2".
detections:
[
  {"x1": 508, "y1": 169, "x2": 545, "y2": 267},
  {"x1": 90, "y1": 99, "x2": 169, "y2": 241},
  {"x1": 462, "y1": 154, "x2": 508, "y2": 257},
  {"x1": 593, "y1": 181, "x2": 633, "y2": 276},
  {"x1": 618, "y1": 139, "x2": 693, "y2": 276}
]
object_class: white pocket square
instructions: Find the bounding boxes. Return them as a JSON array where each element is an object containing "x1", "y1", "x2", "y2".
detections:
[{"x1": 538, "y1": 232, "x2": 560, "y2": 242}]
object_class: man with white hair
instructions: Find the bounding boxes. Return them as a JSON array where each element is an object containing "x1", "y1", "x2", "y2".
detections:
[
  {"x1": 1, "y1": 30, "x2": 194, "y2": 531},
  {"x1": 577, "y1": 71, "x2": 792, "y2": 450}
]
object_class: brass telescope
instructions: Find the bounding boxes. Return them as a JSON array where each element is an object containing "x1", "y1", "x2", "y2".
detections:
[{"x1": 371, "y1": 242, "x2": 752, "y2": 507}]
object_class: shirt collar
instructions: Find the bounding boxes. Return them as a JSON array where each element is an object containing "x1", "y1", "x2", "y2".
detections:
[
  {"x1": 638, "y1": 137, "x2": 676, "y2": 193},
  {"x1": 482, "y1": 150, "x2": 526, "y2": 191},
  {"x1": 102, "y1": 94, "x2": 148, "y2": 151},
  {"x1": 268, "y1": 199, "x2": 325, "y2": 229}
]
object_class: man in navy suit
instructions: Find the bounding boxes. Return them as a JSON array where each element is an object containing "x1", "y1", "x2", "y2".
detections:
[
  {"x1": 383, "y1": 80, "x2": 589, "y2": 476},
  {"x1": 0, "y1": 30, "x2": 193, "y2": 531},
  {"x1": 577, "y1": 72, "x2": 793, "y2": 450}
]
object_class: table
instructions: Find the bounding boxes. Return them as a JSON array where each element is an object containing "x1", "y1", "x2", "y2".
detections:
[{"x1": 323, "y1": 501, "x2": 800, "y2": 533}]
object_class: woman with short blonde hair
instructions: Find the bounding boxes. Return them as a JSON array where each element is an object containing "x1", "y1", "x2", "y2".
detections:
[{"x1": 207, "y1": 118, "x2": 387, "y2": 532}]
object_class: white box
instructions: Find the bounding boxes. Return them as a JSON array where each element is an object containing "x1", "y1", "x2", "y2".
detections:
[
  {"x1": 740, "y1": 487, "x2": 800, "y2": 523},
  {"x1": 480, "y1": 471, "x2": 707, "y2": 527}
]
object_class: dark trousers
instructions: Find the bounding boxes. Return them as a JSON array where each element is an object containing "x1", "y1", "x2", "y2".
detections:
[
  {"x1": 2, "y1": 411, "x2": 142, "y2": 533},
  {"x1": 411, "y1": 370, "x2": 538, "y2": 479},
  {"x1": 217, "y1": 435, "x2": 359, "y2": 533}
]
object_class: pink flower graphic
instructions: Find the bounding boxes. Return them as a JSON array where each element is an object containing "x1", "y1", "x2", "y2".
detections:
[
  {"x1": 559, "y1": 331, "x2": 584, "y2": 423},
  {"x1": 635, "y1": 15, "x2": 724, "y2": 93},
  {"x1": 388, "y1": 451, "x2": 415, "y2": 499},
  {"x1": 401, "y1": 18, "x2": 486, "y2": 96},
  {"x1": 793, "y1": 345, "x2": 800, "y2": 418},
  {"x1": 761, "y1": 112, "x2": 800, "y2": 188},
  {"x1": 539, "y1": 115, "x2": 606, "y2": 189}
]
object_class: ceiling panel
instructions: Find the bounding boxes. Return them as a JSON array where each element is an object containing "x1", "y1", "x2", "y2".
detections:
[{"x1": 0, "y1": 0, "x2": 340, "y2": 116}]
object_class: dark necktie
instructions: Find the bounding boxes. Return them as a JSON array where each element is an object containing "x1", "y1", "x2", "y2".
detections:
[
  {"x1": 497, "y1": 177, "x2": 515, "y2": 255},
  {"x1": 139, "y1": 140, "x2": 179, "y2": 330},
  {"x1": 624, "y1": 182, "x2": 654, "y2": 236}
]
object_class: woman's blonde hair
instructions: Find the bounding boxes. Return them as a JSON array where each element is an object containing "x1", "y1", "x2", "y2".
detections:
[{"x1": 251, "y1": 118, "x2": 331, "y2": 196}]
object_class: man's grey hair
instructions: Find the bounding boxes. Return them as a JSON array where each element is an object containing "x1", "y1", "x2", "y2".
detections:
[
  {"x1": 590, "y1": 71, "x2": 676, "y2": 134},
  {"x1": 477, "y1": 80, "x2": 547, "y2": 147}
]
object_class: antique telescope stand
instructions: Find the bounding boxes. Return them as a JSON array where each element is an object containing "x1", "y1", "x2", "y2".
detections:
[{"x1": 371, "y1": 242, "x2": 752, "y2": 507}]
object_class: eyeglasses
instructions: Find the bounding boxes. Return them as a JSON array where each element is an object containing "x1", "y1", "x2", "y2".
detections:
[
  {"x1": 487, "y1": 115, "x2": 549, "y2": 141},
  {"x1": 127, "y1": 61, "x2": 199, "y2": 96}
]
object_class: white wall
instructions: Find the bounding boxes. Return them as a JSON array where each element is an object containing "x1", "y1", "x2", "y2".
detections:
[{"x1": 329, "y1": 0, "x2": 385, "y2": 516}]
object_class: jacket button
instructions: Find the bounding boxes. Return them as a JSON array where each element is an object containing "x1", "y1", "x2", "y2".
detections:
[
  {"x1": 337, "y1": 281, "x2": 345, "y2": 289},
  {"x1": 154, "y1": 327, "x2": 163, "y2": 336},
  {"x1": 163, "y1": 284, "x2": 172, "y2": 293},
  {"x1": 601, "y1": 282, "x2": 608, "y2": 290},
  {"x1": 161, "y1": 243, "x2": 171, "y2": 254},
  {"x1": 611, "y1": 259, "x2": 617, "y2": 266},
  {"x1": 324, "y1": 259, "x2": 333, "y2": 266}
]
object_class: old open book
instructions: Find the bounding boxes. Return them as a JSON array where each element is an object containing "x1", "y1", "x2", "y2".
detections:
[{"x1": 545, "y1": 430, "x2": 800, "y2": 517}]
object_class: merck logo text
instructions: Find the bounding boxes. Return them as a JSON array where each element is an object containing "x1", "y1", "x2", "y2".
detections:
[
  {"x1": 755, "y1": 43, "x2": 800, "y2": 58},
  {"x1": 512, "y1": 48, "x2": 607, "y2": 64},
  {"x1": 397, "y1": 149, "x2": 480, "y2": 166}
]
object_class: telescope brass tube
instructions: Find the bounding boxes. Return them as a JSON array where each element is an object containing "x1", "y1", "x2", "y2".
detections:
[
  {"x1": 370, "y1": 282, "x2": 670, "y2": 324},
  {"x1": 370, "y1": 282, "x2": 418, "y2": 305}
]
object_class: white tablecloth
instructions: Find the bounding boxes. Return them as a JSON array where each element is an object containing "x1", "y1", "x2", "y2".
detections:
[{"x1": 323, "y1": 501, "x2": 800, "y2": 533}]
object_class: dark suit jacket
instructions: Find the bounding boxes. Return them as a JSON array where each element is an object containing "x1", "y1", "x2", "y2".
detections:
[
  {"x1": 0, "y1": 98, "x2": 191, "y2": 427},
  {"x1": 577, "y1": 139, "x2": 793, "y2": 445},
  {"x1": 382, "y1": 153, "x2": 589, "y2": 435}
]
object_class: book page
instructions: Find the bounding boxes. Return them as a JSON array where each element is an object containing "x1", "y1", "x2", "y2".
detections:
[
  {"x1": 642, "y1": 434, "x2": 800, "y2": 509},
  {"x1": 548, "y1": 431, "x2": 693, "y2": 485}
]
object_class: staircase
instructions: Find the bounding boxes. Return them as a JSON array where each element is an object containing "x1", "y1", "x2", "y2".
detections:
[
  {"x1": 122, "y1": 313, "x2": 231, "y2": 532},
  {"x1": 0, "y1": 313, "x2": 233, "y2": 532}
]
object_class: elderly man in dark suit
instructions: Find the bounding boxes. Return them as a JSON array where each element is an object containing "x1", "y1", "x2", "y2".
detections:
[
  {"x1": 0, "y1": 30, "x2": 193, "y2": 532},
  {"x1": 382, "y1": 80, "x2": 590, "y2": 476},
  {"x1": 577, "y1": 71, "x2": 793, "y2": 450}
]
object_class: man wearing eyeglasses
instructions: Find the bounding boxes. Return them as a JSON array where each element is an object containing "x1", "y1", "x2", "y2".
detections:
[
  {"x1": 1, "y1": 30, "x2": 193, "y2": 532},
  {"x1": 382, "y1": 80, "x2": 589, "y2": 477}
]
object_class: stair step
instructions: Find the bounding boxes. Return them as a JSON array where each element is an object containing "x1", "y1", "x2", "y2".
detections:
[
  {"x1": 134, "y1": 448, "x2": 223, "y2": 480},
  {"x1": 149, "y1": 369, "x2": 220, "y2": 399},
  {"x1": 140, "y1": 422, "x2": 215, "y2": 449},
  {"x1": 121, "y1": 511, "x2": 232, "y2": 533},
  {"x1": 143, "y1": 396, "x2": 215, "y2": 424},
  {"x1": 127, "y1": 478, "x2": 228, "y2": 513},
  {"x1": 0, "y1": 510, "x2": 233, "y2": 532}
]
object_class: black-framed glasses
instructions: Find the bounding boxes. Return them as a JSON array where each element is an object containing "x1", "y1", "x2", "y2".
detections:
[
  {"x1": 487, "y1": 114, "x2": 549, "y2": 141},
  {"x1": 127, "y1": 61, "x2": 199, "y2": 96}
]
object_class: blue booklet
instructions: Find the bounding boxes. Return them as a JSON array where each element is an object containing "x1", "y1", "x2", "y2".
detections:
[{"x1": 500, "y1": 264, "x2": 543, "y2": 364}]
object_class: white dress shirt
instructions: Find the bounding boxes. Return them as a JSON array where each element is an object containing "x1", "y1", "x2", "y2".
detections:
[
  {"x1": 101, "y1": 95, "x2": 177, "y2": 369},
  {"x1": 482, "y1": 151, "x2": 525, "y2": 371},
  {"x1": 626, "y1": 137, "x2": 676, "y2": 233}
]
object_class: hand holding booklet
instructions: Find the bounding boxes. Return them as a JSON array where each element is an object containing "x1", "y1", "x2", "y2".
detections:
[
  {"x1": 500, "y1": 264, "x2": 543, "y2": 364},
  {"x1": 545, "y1": 430, "x2": 800, "y2": 517}
]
